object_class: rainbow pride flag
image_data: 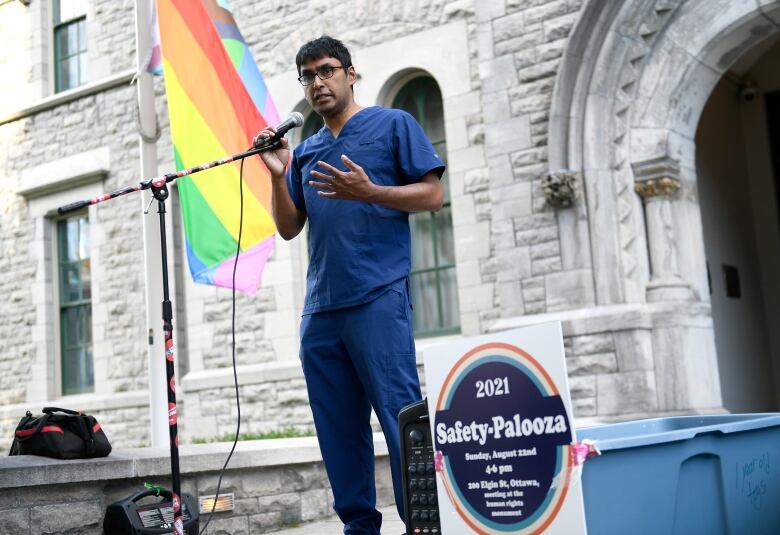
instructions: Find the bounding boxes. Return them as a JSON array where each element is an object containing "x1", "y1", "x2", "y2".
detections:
[{"x1": 156, "y1": 0, "x2": 279, "y2": 293}]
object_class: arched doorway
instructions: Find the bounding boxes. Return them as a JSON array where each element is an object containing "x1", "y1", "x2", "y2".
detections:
[
  {"x1": 548, "y1": 0, "x2": 780, "y2": 414},
  {"x1": 696, "y1": 38, "x2": 780, "y2": 412}
]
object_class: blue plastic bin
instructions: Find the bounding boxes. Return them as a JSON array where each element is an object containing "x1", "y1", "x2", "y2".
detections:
[{"x1": 576, "y1": 413, "x2": 780, "y2": 535}]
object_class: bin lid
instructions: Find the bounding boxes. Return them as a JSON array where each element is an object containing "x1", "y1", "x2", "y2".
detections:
[{"x1": 576, "y1": 413, "x2": 780, "y2": 451}]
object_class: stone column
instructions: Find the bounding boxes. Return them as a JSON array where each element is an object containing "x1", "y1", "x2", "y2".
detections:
[{"x1": 632, "y1": 158, "x2": 693, "y2": 302}]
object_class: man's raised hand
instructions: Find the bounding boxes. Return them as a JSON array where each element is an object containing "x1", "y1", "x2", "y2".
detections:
[{"x1": 309, "y1": 154, "x2": 380, "y2": 201}]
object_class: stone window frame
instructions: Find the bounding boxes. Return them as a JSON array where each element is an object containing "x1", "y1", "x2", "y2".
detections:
[
  {"x1": 17, "y1": 147, "x2": 108, "y2": 402},
  {"x1": 0, "y1": 1, "x2": 134, "y2": 124},
  {"x1": 364, "y1": 20, "x2": 478, "y2": 337},
  {"x1": 15, "y1": 0, "x2": 109, "y2": 104},
  {"x1": 387, "y1": 73, "x2": 461, "y2": 337},
  {"x1": 53, "y1": 211, "x2": 94, "y2": 395},
  {"x1": 52, "y1": 0, "x2": 89, "y2": 93}
]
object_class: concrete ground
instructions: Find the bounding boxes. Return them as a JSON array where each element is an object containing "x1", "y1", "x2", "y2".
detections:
[{"x1": 268, "y1": 505, "x2": 404, "y2": 535}]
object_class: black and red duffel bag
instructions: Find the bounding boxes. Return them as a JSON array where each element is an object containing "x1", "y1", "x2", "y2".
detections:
[{"x1": 9, "y1": 407, "x2": 111, "y2": 459}]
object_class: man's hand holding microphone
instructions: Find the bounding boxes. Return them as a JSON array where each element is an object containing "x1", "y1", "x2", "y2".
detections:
[{"x1": 253, "y1": 112, "x2": 304, "y2": 180}]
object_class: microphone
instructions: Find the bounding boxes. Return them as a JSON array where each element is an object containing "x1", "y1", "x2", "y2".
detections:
[{"x1": 255, "y1": 112, "x2": 304, "y2": 147}]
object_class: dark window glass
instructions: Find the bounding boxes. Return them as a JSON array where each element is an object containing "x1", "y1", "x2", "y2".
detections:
[
  {"x1": 393, "y1": 76, "x2": 460, "y2": 337},
  {"x1": 58, "y1": 216, "x2": 93, "y2": 394},
  {"x1": 301, "y1": 111, "x2": 324, "y2": 140},
  {"x1": 54, "y1": 0, "x2": 88, "y2": 92},
  {"x1": 765, "y1": 90, "x2": 780, "y2": 235}
]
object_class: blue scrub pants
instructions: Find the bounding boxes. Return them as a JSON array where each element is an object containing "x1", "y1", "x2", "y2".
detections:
[{"x1": 300, "y1": 279, "x2": 421, "y2": 535}]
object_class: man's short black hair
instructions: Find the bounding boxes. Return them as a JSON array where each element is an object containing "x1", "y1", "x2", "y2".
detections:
[{"x1": 295, "y1": 35, "x2": 352, "y2": 75}]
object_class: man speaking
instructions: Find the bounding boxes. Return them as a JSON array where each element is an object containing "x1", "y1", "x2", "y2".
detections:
[{"x1": 255, "y1": 36, "x2": 445, "y2": 534}]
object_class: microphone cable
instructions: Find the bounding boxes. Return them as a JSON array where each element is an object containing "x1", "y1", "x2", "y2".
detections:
[{"x1": 198, "y1": 155, "x2": 247, "y2": 534}]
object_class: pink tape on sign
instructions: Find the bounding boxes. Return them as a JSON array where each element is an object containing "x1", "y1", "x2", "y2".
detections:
[
  {"x1": 434, "y1": 450, "x2": 445, "y2": 472},
  {"x1": 550, "y1": 440, "x2": 602, "y2": 492},
  {"x1": 571, "y1": 439, "x2": 601, "y2": 465}
]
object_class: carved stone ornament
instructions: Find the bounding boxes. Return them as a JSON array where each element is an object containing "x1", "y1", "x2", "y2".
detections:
[
  {"x1": 542, "y1": 170, "x2": 579, "y2": 208},
  {"x1": 634, "y1": 177, "x2": 681, "y2": 199},
  {"x1": 631, "y1": 156, "x2": 681, "y2": 199}
]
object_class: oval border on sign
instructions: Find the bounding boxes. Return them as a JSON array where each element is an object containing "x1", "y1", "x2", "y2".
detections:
[{"x1": 434, "y1": 342, "x2": 572, "y2": 534}]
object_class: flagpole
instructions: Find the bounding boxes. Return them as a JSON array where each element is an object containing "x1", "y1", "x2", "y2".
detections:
[{"x1": 134, "y1": 0, "x2": 168, "y2": 449}]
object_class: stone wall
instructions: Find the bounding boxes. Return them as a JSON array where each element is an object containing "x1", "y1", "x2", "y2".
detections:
[
  {"x1": 0, "y1": 436, "x2": 394, "y2": 534},
  {"x1": 1, "y1": 0, "x2": 528, "y2": 443},
  {"x1": 235, "y1": 0, "x2": 478, "y2": 78},
  {"x1": 491, "y1": 300, "x2": 726, "y2": 420},
  {"x1": 475, "y1": 0, "x2": 590, "y2": 326},
  {"x1": 1, "y1": 0, "x2": 750, "y2": 449},
  {"x1": 0, "y1": 355, "x2": 426, "y2": 453},
  {"x1": 88, "y1": 0, "x2": 137, "y2": 79},
  {"x1": 181, "y1": 366, "x2": 314, "y2": 442},
  {"x1": 0, "y1": 117, "x2": 36, "y2": 406},
  {"x1": 564, "y1": 329, "x2": 654, "y2": 418},
  {"x1": 179, "y1": 356, "x2": 430, "y2": 443},
  {"x1": 0, "y1": 82, "x2": 149, "y2": 404},
  {"x1": 0, "y1": 1, "x2": 37, "y2": 115}
]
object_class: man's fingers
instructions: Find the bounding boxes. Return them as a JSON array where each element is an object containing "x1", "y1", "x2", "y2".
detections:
[
  {"x1": 311, "y1": 182, "x2": 338, "y2": 197},
  {"x1": 253, "y1": 127, "x2": 278, "y2": 146},
  {"x1": 340, "y1": 154, "x2": 362, "y2": 172},
  {"x1": 316, "y1": 160, "x2": 346, "y2": 178},
  {"x1": 308, "y1": 180, "x2": 335, "y2": 191},
  {"x1": 310, "y1": 170, "x2": 335, "y2": 183}
]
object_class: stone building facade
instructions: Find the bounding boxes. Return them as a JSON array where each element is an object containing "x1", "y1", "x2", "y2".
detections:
[{"x1": 1, "y1": 0, "x2": 779, "y2": 450}]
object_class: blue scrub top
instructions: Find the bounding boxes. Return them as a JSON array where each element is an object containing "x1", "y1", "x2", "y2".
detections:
[{"x1": 287, "y1": 106, "x2": 446, "y2": 315}]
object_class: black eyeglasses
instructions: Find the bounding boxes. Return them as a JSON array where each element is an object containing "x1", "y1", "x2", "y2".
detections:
[{"x1": 298, "y1": 64, "x2": 349, "y2": 86}]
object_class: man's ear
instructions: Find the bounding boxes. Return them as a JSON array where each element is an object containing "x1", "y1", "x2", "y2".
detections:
[{"x1": 347, "y1": 66, "x2": 357, "y2": 86}]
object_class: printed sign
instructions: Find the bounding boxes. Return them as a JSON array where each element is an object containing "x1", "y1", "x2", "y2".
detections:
[{"x1": 423, "y1": 323, "x2": 586, "y2": 534}]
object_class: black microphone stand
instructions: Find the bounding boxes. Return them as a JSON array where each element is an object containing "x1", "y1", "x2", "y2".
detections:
[{"x1": 58, "y1": 139, "x2": 282, "y2": 535}]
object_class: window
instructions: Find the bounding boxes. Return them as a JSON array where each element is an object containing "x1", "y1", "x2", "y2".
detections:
[
  {"x1": 301, "y1": 110, "x2": 324, "y2": 140},
  {"x1": 57, "y1": 215, "x2": 93, "y2": 395},
  {"x1": 53, "y1": 0, "x2": 88, "y2": 93},
  {"x1": 392, "y1": 76, "x2": 460, "y2": 336}
]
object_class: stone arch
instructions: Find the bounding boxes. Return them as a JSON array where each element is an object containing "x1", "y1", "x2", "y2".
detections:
[
  {"x1": 351, "y1": 20, "x2": 471, "y2": 105},
  {"x1": 549, "y1": 0, "x2": 780, "y2": 306},
  {"x1": 375, "y1": 67, "x2": 438, "y2": 108}
]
